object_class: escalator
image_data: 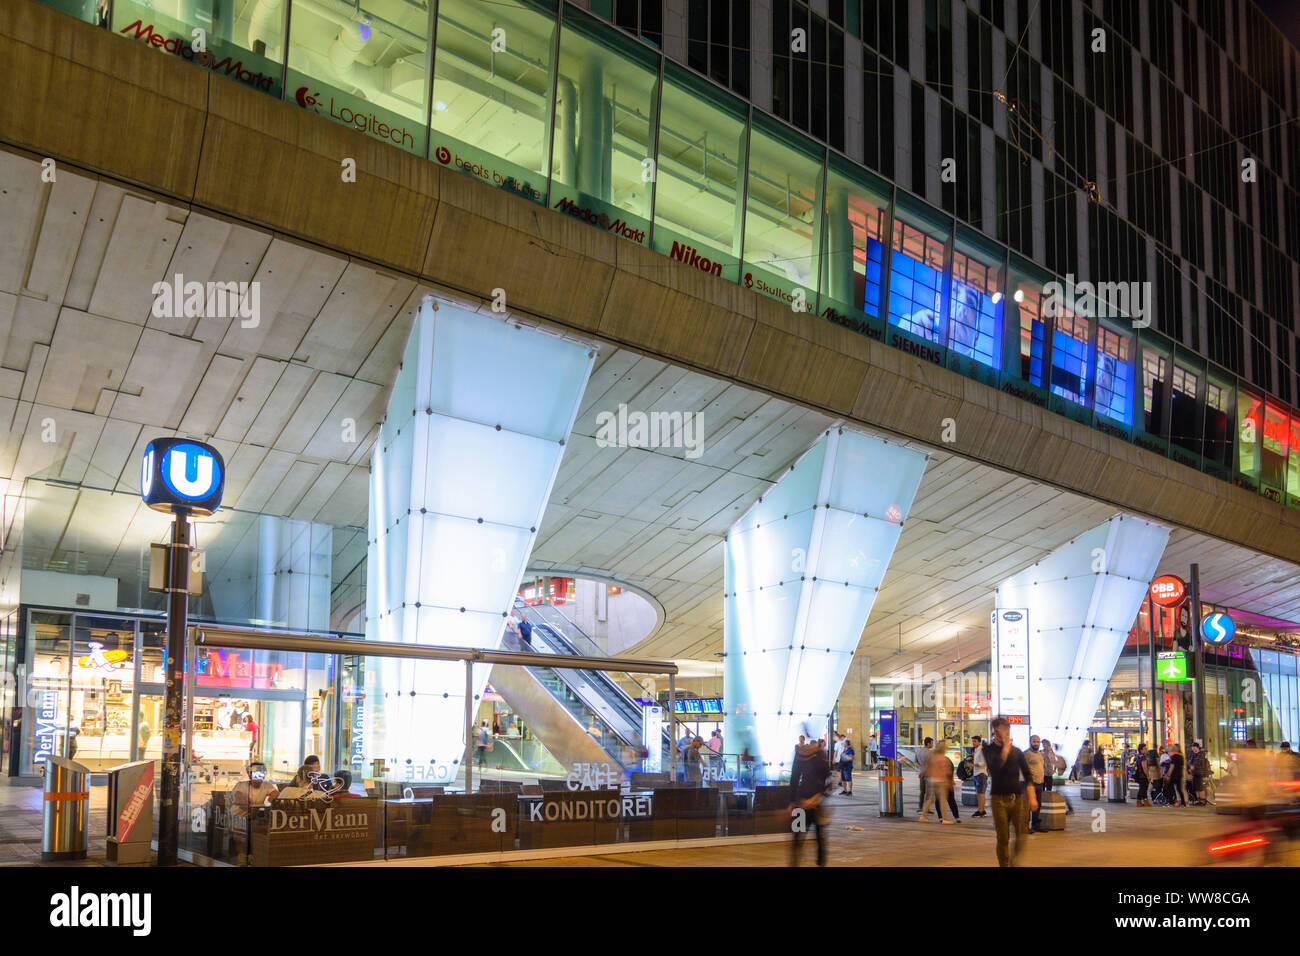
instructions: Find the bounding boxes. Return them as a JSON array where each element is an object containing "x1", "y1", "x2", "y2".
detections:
[{"x1": 487, "y1": 600, "x2": 674, "y2": 774}]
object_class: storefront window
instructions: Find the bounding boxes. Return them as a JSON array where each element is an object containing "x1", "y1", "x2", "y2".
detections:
[
  {"x1": 946, "y1": 230, "x2": 1004, "y2": 382},
  {"x1": 818, "y1": 157, "x2": 890, "y2": 338},
  {"x1": 1093, "y1": 323, "x2": 1134, "y2": 427},
  {"x1": 652, "y1": 63, "x2": 748, "y2": 282},
  {"x1": 68, "y1": 617, "x2": 137, "y2": 771},
  {"x1": 1011, "y1": 284, "x2": 1047, "y2": 388},
  {"x1": 1049, "y1": 309, "x2": 1092, "y2": 408},
  {"x1": 742, "y1": 116, "x2": 824, "y2": 307},
  {"x1": 1237, "y1": 387, "x2": 1263, "y2": 490},
  {"x1": 1261, "y1": 400, "x2": 1289, "y2": 502},
  {"x1": 1203, "y1": 371, "x2": 1235, "y2": 477},
  {"x1": 111, "y1": 0, "x2": 287, "y2": 99},
  {"x1": 1169, "y1": 355, "x2": 1206, "y2": 466},
  {"x1": 549, "y1": 7, "x2": 658, "y2": 244},
  {"x1": 1289, "y1": 411, "x2": 1300, "y2": 510},
  {"x1": 26, "y1": 612, "x2": 72, "y2": 773},
  {"x1": 886, "y1": 208, "x2": 948, "y2": 346},
  {"x1": 288, "y1": 0, "x2": 431, "y2": 157},
  {"x1": 1138, "y1": 336, "x2": 1170, "y2": 450}
]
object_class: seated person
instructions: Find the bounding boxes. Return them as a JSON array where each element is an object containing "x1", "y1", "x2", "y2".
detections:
[
  {"x1": 330, "y1": 769, "x2": 359, "y2": 798},
  {"x1": 280, "y1": 755, "x2": 322, "y2": 797},
  {"x1": 229, "y1": 762, "x2": 279, "y2": 817}
]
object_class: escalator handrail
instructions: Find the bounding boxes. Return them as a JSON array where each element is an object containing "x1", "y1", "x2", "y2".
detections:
[
  {"x1": 515, "y1": 600, "x2": 656, "y2": 700},
  {"x1": 529, "y1": 624, "x2": 645, "y2": 729}
]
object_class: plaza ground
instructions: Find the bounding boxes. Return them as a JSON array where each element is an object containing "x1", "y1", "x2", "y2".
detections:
[{"x1": 0, "y1": 775, "x2": 1241, "y2": 868}]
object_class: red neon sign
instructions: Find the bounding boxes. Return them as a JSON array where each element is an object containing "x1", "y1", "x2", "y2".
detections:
[{"x1": 1149, "y1": 575, "x2": 1187, "y2": 608}]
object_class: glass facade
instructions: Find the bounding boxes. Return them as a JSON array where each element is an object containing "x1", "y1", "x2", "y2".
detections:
[{"x1": 40, "y1": 0, "x2": 1300, "y2": 514}]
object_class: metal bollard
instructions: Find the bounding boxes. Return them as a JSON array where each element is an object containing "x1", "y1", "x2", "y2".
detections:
[
  {"x1": 42, "y1": 756, "x2": 91, "y2": 862},
  {"x1": 877, "y1": 757, "x2": 903, "y2": 817}
]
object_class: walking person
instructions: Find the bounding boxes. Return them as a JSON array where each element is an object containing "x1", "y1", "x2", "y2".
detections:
[
  {"x1": 971, "y1": 734, "x2": 989, "y2": 817},
  {"x1": 685, "y1": 737, "x2": 705, "y2": 785},
  {"x1": 916, "y1": 737, "x2": 934, "y2": 814},
  {"x1": 868, "y1": 732, "x2": 879, "y2": 769},
  {"x1": 707, "y1": 728, "x2": 724, "y2": 776},
  {"x1": 787, "y1": 735, "x2": 832, "y2": 866},
  {"x1": 1025, "y1": 735, "x2": 1046, "y2": 832},
  {"x1": 920, "y1": 741, "x2": 957, "y2": 823},
  {"x1": 1091, "y1": 745, "x2": 1106, "y2": 782},
  {"x1": 981, "y1": 717, "x2": 1038, "y2": 867},
  {"x1": 1132, "y1": 742, "x2": 1151, "y2": 806}
]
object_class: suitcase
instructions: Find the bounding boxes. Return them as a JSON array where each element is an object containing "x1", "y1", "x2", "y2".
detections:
[
  {"x1": 1039, "y1": 790, "x2": 1066, "y2": 830},
  {"x1": 1079, "y1": 777, "x2": 1101, "y2": 800},
  {"x1": 961, "y1": 779, "x2": 978, "y2": 807}
]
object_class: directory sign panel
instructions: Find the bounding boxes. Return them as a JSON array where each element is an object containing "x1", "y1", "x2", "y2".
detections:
[
  {"x1": 992, "y1": 608, "x2": 1031, "y2": 716},
  {"x1": 878, "y1": 709, "x2": 896, "y2": 761}
]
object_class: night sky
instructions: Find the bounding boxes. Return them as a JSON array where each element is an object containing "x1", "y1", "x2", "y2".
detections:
[{"x1": 1256, "y1": 0, "x2": 1300, "y2": 53}]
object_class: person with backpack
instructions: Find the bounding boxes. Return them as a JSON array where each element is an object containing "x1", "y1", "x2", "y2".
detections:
[
  {"x1": 788, "y1": 736, "x2": 832, "y2": 866},
  {"x1": 1188, "y1": 742, "x2": 1211, "y2": 805},
  {"x1": 838, "y1": 737, "x2": 856, "y2": 794}
]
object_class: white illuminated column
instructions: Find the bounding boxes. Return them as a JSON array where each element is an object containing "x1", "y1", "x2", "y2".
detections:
[
  {"x1": 995, "y1": 514, "x2": 1170, "y2": 764},
  {"x1": 723, "y1": 429, "x2": 927, "y2": 778},
  {"x1": 364, "y1": 299, "x2": 594, "y2": 781}
]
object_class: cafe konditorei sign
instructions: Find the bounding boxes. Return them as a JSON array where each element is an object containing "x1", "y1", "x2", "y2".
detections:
[{"x1": 140, "y1": 438, "x2": 225, "y2": 516}]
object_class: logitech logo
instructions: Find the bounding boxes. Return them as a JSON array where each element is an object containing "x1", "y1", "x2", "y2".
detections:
[{"x1": 161, "y1": 443, "x2": 221, "y2": 500}]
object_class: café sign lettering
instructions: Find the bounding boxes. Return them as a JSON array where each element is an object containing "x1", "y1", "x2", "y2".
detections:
[
  {"x1": 527, "y1": 795, "x2": 653, "y2": 822},
  {"x1": 269, "y1": 806, "x2": 370, "y2": 837}
]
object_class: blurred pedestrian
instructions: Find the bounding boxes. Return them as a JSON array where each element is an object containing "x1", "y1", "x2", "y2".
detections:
[
  {"x1": 685, "y1": 737, "x2": 704, "y2": 785},
  {"x1": 916, "y1": 737, "x2": 934, "y2": 814},
  {"x1": 868, "y1": 732, "x2": 879, "y2": 769},
  {"x1": 981, "y1": 717, "x2": 1037, "y2": 867},
  {"x1": 788, "y1": 735, "x2": 831, "y2": 866},
  {"x1": 921, "y1": 741, "x2": 957, "y2": 823},
  {"x1": 1091, "y1": 745, "x2": 1106, "y2": 781}
]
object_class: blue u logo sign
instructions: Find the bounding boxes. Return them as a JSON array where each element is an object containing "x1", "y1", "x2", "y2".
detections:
[
  {"x1": 141, "y1": 438, "x2": 225, "y2": 516},
  {"x1": 162, "y1": 444, "x2": 220, "y2": 499}
]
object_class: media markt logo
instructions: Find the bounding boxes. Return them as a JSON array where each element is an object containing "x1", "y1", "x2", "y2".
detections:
[
  {"x1": 50, "y1": 886, "x2": 152, "y2": 936},
  {"x1": 552, "y1": 197, "x2": 646, "y2": 243},
  {"x1": 293, "y1": 87, "x2": 416, "y2": 149},
  {"x1": 118, "y1": 21, "x2": 274, "y2": 92}
]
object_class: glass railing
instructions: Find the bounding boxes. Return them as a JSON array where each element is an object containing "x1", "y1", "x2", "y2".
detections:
[{"x1": 37, "y1": 0, "x2": 1300, "y2": 515}]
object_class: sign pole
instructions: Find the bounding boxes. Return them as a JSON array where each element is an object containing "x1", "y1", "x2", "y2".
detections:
[
  {"x1": 157, "y1": 509, "x2": 190, "y2": 867},
  {"x1": 1148, "y1": 592, "x2": 1161, "y2": 745},
  {"x1": 465, "y1": 659, "x2": 474, "y2": 794},
  {"x1": 1189, "y1": 564, "x2": 1206, "y2": 750}
]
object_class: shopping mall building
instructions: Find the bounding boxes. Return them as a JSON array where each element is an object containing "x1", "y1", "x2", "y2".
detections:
[{"x1": 2, "y1": 0, "x2": 1300, "y2": 860}]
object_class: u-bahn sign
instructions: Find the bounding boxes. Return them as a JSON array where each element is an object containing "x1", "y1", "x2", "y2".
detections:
[
  {"x1": 141, "y1": 438, "x2": 225, "y2": 516},
  {"x1": 1149, "y1": 574, "x2": 1187, "y2": 608}
]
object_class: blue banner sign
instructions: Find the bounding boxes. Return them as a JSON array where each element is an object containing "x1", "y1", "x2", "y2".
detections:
[{"x1": 879, "y1": 709, "x2": 897, "y2": 761}]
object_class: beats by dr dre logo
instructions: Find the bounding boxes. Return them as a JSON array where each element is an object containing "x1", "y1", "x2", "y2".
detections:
[{"x1": 435, "y1": 146, "x2": 451, "y2": 164}]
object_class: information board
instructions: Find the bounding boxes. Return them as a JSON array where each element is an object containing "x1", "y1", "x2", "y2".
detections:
[
  {"x1": 878, "y1": 710, "x2": 896, "y2": 761},
  {"x1": 992, "y1": 608, "x2": 1031, "y2": 716}
]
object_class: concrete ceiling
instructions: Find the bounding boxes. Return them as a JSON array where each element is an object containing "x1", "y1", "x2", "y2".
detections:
[{"x1": 3, "y1": 146, "x2": 1299, "y2": 683}]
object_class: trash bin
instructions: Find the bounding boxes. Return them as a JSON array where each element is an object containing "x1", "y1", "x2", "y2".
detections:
[
  {"x1": 878, "y1": 758, "x2": 903, "y2": 817},
  {"x1": 1106, "y1": 757, "x2": 1127, "y2": 803},
  {"x1": 42, "y1": 756, "x2": 91, "y2": 862}
]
